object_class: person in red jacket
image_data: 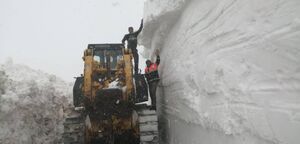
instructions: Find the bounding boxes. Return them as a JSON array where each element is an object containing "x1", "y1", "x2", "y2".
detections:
[{"x1": 145, "y1": 50, "x2": 160, "y2": 110}]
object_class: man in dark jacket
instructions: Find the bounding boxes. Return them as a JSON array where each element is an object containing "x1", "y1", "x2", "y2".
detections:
[
  {"x1": 145, "y1": 50, "x2": 160, "y2": 110},
  {"x1": 122, "y1": 19, "x2": 143, "y2": 74}
]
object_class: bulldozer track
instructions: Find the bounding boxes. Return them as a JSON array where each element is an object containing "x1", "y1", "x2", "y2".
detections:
[
  {"x1": 63, "y1": 108, "x2": 85, "y2": 144},
  {"x1": 138, "y1": 109, "x2": 159, "y2": 144}
]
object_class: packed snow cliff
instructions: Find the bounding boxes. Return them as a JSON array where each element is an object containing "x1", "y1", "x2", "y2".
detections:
[
  {"x1": 141, "y1": 0, "x2": 300, "y2": 144},
  {"x1": 0, "y1": 60, "x2": 72, "y2": 144}
]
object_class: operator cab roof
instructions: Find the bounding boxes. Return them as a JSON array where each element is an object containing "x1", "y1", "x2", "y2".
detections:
[{"x1": 88, "y1": 44, "x2": 124, "y2": 51}]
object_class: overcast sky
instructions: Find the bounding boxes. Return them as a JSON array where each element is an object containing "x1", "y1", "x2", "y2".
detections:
[{"x1": 0, "y1": 0, "x2": 145, "y2": 82}]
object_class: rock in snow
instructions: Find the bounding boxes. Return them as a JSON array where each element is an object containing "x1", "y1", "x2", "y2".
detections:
[
  {"x1": 141, "y1": 0, "x2": 300, "y2": 144},
  {"x1": 0, "y1": 60, "x2": 72, "y2": 144}
]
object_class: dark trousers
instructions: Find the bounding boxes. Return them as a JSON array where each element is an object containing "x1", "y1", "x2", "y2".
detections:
[
  {"x1": 132, "y1": 49, "x2": 139, "y2": 74},
  {"x1": 148, "y1": 80, "x2": 159, "y2": 107},
  {"x1": 129, "y1": 46, "x2": 139, "y2": 74}
]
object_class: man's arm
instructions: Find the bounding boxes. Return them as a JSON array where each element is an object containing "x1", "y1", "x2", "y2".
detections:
[
  {"x1": 122, "y1": 34, "x2": 128, "y2": 45},
  {"x1": 155, "y1": 49, "x2": 160, "y2": 65},
  {"x1": 135, "y1": 19, "x2": 143, "y2": 35},
  {"x1": 156, "y1": 55, "x2": 160, "y2": 65}
]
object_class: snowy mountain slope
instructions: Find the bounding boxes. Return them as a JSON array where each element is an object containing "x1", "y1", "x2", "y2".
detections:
[
  {"x1": 141, "y1": 0, "x2": 300, "y2": 144},
  {"x1": 0, "y1": 60, "x2": 72, "y2": 144}
]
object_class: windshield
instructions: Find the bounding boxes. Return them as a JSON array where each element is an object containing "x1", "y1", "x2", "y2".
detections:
[{"x1": 93, "y1": 49, "x2": 123, "y2": 70}]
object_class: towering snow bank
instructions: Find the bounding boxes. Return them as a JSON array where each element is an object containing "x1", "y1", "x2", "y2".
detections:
[
  {"x1": 142, "y1": 0, "x2": 300, "y2": 144},
  {"x1": 0, "y1": 60, "x2": 72, "y2": 144},
  {"x1": 141, "y1": 0, "x2": 190, "y2": 59}
]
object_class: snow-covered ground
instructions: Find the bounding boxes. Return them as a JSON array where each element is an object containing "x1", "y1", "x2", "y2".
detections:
[
  {"x1": 0, "y1": 59, "x2": 72, "y2": 144},
  {"x1": 141, "y1": 0, "x2": 300, "y2": 144}
]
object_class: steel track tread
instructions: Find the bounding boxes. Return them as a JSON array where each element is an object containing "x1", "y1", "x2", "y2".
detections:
[
  {"x1": 138, "y1": 109, "x2": 159, "y2": 144},
  {"x1": 63, "y1": 108, "x2": 84, "y2": 144}
]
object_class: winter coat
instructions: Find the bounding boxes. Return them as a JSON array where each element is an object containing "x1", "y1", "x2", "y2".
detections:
[
  {"x1": 145, "y1": 56, "x2": 160, "y2": 82},
  {"x1": 122, "y1": 22, "x2": 143, "y2": 49}
]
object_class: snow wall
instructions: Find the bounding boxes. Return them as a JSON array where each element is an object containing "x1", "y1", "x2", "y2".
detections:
[
  {"x1": 0, "y1": 60, "x2": 72, "y2": 144},
  {"x1": 141, "y1": 0, "x2": 300, "y2": 144}
]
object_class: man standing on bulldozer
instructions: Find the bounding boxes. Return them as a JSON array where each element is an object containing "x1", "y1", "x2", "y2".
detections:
[
  {"x1": 122, "y1": 19, "x2": 143, "y2": 74},
  {"x1": 145, "y1": 50, "x2": 160, "y2": 110}
]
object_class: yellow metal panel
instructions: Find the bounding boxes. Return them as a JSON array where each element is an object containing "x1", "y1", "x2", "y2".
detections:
[
  {"x1": 83, "y1": 55, "x2": 93, "y2": 100},
  {"x1": 123, "y1": 53, "x2": 133, "y2": 100}
]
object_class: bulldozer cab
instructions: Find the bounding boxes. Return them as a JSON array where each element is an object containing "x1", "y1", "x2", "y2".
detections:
[
  {"x1": 89, "y1": 44, "x2": 123, "y2": 70},
  {"x1": 73, "y1": 43, "x2": 149, "y2": 108}
]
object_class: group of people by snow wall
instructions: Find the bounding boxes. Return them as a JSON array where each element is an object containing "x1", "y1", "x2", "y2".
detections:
[{"x1": 122, "y1": 19, "x2": 160, "y2": 110}]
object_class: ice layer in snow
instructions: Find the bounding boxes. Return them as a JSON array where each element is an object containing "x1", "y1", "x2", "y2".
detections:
[{"x1": 141, "y1": 0, "x2": 300, "y2": 144}]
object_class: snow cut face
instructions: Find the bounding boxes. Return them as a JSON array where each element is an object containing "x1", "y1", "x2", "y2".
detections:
[
  {"x1": 142, "y1": 0, "x2": 300, "y2": 144},
  {"x1": 0, "y1": 61, "x2": 72, "y2": 144}
]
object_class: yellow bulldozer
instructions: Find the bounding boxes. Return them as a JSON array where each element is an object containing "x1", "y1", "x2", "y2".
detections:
[{"x1": 63, "y1": 44, "x2": 159, "y2": 144}]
